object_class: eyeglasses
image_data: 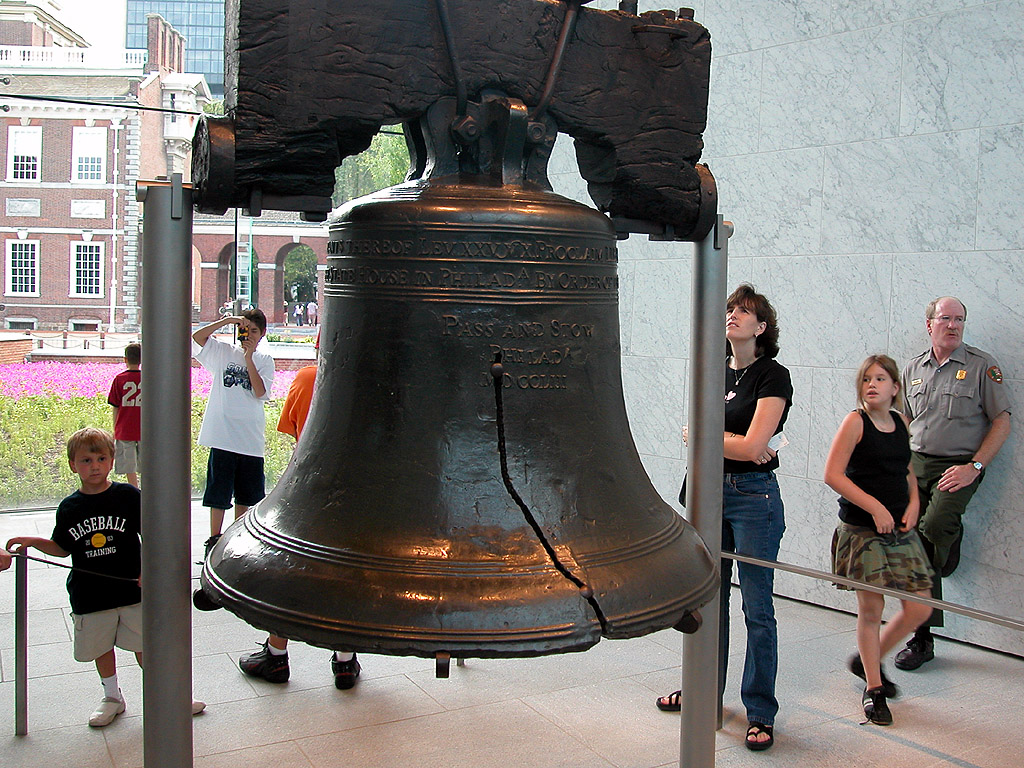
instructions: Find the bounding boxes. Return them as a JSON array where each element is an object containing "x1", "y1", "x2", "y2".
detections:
[{"x1": 931, "y1": 315, "x2": 966, "y2": 325}]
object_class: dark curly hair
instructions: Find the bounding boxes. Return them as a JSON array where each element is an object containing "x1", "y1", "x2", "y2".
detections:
[{"x1": 726, "y1": 284, "x2": 780, "y2": 359}]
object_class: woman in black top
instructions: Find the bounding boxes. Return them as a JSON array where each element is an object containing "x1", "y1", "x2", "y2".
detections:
[{"x1": 658, "y1": 285, "x2": 792, "y2": 752}]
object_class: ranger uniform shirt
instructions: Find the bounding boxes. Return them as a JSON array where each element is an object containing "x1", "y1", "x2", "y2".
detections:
[{"x1": 901, "y1": 343, "x2": 1011, "y2": 457}]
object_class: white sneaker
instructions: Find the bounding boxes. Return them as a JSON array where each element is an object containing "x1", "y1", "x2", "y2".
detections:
[
  {"x1": 192, "y1": 699, "x2": 206, "y2": 715},
  {"x1": 89, "y1": 695, "x2": 126, "y2": 727}
]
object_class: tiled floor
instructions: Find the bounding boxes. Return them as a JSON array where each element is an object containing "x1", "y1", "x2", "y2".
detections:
[{"x1": 2, "y1": 504, "x2": 1022, "y2": 768}]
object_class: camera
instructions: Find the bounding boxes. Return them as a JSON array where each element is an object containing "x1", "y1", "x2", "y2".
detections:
[{"x1": 238, "y1": 327, "x2": 249, "y2": 342}]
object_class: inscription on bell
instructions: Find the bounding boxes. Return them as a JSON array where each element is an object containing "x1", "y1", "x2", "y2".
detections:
[
  {"x1": 324, "y1": 263, "x2": 618, "y2": 292},
  {"x1": 327, "y1": 237, "x2": 615, "y2": 263}
]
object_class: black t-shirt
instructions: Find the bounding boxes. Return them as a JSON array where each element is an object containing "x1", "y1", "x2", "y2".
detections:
[
  {"x1": 838, "y1": 410, "x2": 911, "y2": 532},
  {"x1": 50, "y1": 482, "x2": 142, "y2": 615},
  {"x1": 723, "y1": 356, "x2": 793, "y2": 474}
]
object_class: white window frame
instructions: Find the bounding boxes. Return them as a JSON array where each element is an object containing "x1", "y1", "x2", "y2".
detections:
[
  {"x1": 71, "y1": 126, "x2": 107, "y2": 184},
  {"x1": 5, "y1": 239, "x2": 39, "y2": 296},
  {"x1": 5, "y1": 317, "x2": 37, "y2": 330},
  {"x1": 70, "y1": 241, "x2": 104, "y2": 297},
  {"x1": 7, "y1": 126, "x2": 42, "y2": 182}
]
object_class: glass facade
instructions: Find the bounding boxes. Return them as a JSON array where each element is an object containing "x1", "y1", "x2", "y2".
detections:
[{"x1": 126, "y1": 0, "x2": 225, "y2": 95}]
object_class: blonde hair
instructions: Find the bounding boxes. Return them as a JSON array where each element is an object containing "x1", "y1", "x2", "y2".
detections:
[
  {"x1": 856, "y1": 355, "x2": 902, "y2": 411},
  {"x1": 66, "y1": 427, "x2": 115, "y2": 463}
]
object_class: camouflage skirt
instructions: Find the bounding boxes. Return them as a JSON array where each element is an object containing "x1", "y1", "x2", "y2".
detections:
[{"x1": 831, "y1": 521, "x2": 934, "y2": 592}]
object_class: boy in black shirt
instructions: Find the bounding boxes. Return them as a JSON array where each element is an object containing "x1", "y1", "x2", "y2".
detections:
[{"x1": 5, "y1": 428, "x2": 205, "y2": 727}]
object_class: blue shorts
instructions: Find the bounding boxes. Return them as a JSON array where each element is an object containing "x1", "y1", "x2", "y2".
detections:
[{"x1": 202, "y1": 448, "x2": 265, "y2": 509}]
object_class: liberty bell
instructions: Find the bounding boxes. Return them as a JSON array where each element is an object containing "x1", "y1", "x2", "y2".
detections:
[{"x1": 198, "y1": 90, "x2": 718, "y2": 661}]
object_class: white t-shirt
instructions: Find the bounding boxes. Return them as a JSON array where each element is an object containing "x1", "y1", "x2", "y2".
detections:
[{"x1": 193, "y1": 336, "x2": 276, "y2": 457}]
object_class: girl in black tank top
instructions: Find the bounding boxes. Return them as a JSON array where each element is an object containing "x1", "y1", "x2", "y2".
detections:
[{"x1": 824, "y1": 355, "x2": 934, "y2": 727}]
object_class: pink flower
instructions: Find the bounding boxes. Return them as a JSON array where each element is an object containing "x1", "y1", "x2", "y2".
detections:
[{"x1": 0, "y1": 362, "x2": 297, "y2": 399}]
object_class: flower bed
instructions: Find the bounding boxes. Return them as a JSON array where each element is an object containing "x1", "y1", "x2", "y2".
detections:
[{"x1": 0, "y1": 362, "x2": 299, "y2": 509}]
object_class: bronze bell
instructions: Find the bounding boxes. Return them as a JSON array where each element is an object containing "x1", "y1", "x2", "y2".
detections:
[{"x1": 201, "y1": 95, "x2": 718, "y2": 659}]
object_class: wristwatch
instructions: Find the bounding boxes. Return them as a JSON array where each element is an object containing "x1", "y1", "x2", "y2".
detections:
[{"x1": 971, "y1": 461, "x2": 984, "y2": 472}]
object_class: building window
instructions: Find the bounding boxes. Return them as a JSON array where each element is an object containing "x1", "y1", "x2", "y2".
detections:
[
  {"x1": 72, "y1": 127, "x2": 107, "y2": 183},
  {"x1": 70, "y1": 199, "x2": 106, "y2": 218},
  {"x1": 5, "y1": 198, "x2": 41, "y2": 217},
  {"x1": 7, "y1": 126, "x2": 41, "y2": 182},
  {"x1": 6, "y1": 240, "x2": 38, "y2": 296},
  {"x1": 71, "y1": 242, "x2": 104, "y2": 297},
  {"x1": 70, "y1": 320, "x2": 100, "y2": 332},
  {"x1": 5, "y1": 317, "x2": 37, "y2": 330}
]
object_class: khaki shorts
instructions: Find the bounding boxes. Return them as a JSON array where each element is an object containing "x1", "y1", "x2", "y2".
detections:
[
  {"x1": 73, "y1": 602, "x2": 143, "y2": 661},
  {"x1": 114, "y1": 440, "x2": 140, "y2": 474}
]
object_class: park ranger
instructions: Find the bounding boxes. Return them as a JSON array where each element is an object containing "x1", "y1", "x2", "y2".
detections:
[{"x1": 897, "y1": 296, "x2": 1011, "y2": 670}]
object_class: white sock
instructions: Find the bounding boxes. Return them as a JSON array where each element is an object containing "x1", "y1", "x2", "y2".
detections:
[
  {"x1": 101, "y1": 675, "x2": 120, "y2": 700},
  {"x1": 267, "y1": 643, "x2": 287, "y2": 656},
  {"x1": 334, "y1": 651, "x2": 354, "y2": 662}
]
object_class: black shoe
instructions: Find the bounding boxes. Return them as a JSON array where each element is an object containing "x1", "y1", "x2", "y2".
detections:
[
  {"x1": 239, "y1": 641, "x2": 290, "y2": 683},
  {"x1": 848, "y1": 654, "x2": 900, "y2": 698},
  {"x1": 204, "y1": 534, "x2": 222, "y2": 559},
  {"x1": 894, "y1": 635, "x2": 934, "y2": 671},
  {"x1": 862, "y1": 686, "x2": 892, "y2": 725},
  {"x1": 941, "y1": 526, "x2": 963, "y2": 577},
  {"x1": 196, "y1": 534, "x2": 222, "y2": 565},
  {"x1": 331, "y1": 653, "x2": 360, "y2": 689}
]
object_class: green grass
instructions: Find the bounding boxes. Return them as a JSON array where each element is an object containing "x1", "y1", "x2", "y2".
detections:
[{"x1": 0, "y1": 395, "x2": 292, "y2": 510}]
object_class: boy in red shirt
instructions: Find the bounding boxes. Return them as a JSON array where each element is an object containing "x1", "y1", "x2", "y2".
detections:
[{"x1": 107, "y1": 342, "x2": 142, "y2": 487}]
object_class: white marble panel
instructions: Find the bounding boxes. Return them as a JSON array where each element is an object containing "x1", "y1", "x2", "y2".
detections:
[
  {"x1": 705, "y1": 50, "x2": 762, "y2": 158},
  {"x1": 830, "y1": 0, "x2": 979, "y2": 33},
  {"x1": 804, "y1": 367, "x2": 863, "y2": 483},
  {"x1": 546, "y1": 132, "x2": 578, "y2": 177},
  {"x1": 618, "y1": 259, "x2": 636, "y2": 354},
  {"x1": 622, "y1": 355, "x2": 687, "y2": 459},
  {"x1": 701, "y1": 0, "x2": 832, "y2": 57},
  {"x1": 704, "y1": 147, "x2": 824, "y2": 257},
  {"x1": 777, "y1": 364, "x2": 813, "y2": 480},
  {"x1": 743, "y1": 254, "x2": 893, "y2": 368},
  {"x1": 773, "y1": 474, "x2": 843, "y2": 604},
  {"x1": 548, "y1": 170, "x2": 591, "y2": 207},
  {"x1": 889, "y1": 251, "x2": 1024, "y2": 380},
  {"x1": 821, "y1": 131, "x2": 978, "y2": 254},
  {"x1": 629, "y1": 258, "x2": 692, "y2": 358},
  {"x1": 900, "y1": 2, "x2": 1024, "y2": 134},
  {"x1": 759, "y1": 25, "x2": 901, "y2": 151},
  {"x1": 639, "y1": 453, "x2": 687, "y2": 513},
  {"x1": 978, "y1": 125, "x2": 1024, "y2": 251}
]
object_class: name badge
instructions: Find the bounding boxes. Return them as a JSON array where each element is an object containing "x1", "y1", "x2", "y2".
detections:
[
  {"x1": 911, "y1": 378, "x2": 922, "y2": 386},
  {"x1": 956, "y1": 369, "x2": 967, "y2": 380}
]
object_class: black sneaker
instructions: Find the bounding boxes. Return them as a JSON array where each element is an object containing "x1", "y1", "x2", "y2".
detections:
[
  {"x1": 848, "y1": 654, "x2": 900, "y2": 698},
  {"x1": 941, "y1": 526, "x2": 963, "y2": 577},
  {"x1": 331, "y1": 653, "x2": 360, "y2": 690},
  {"x1": 204, "y1": 534, "x2": 222, "y2": 558},
  {"x1": 862, "y1": 686, "x2": 892, "y2": 725},
  {"x1": 894, "y1": 635, "x2": 934, "y2": 671},
  {"x1": 239, "y1": 641, "x2": 290, "y2": 683},
  {"x1": 196, "y1": 534, "x2": 222, "y2": 565}
]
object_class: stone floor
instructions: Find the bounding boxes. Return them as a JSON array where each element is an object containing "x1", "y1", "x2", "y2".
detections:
[{"x1": 1, "y1": 504, "x2": 1022, "y2": 768}]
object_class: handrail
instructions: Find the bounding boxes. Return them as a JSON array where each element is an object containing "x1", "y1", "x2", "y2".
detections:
[{"x1": 725, "y1": 550, "x2": 1024, "y2": 633}]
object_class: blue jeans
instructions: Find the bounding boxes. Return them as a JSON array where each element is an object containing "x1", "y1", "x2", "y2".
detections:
[{"x1": 719, "y1": 472, "x2": 785, "y2": 726}]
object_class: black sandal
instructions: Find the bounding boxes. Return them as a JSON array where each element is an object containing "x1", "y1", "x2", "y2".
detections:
[
  {"x1": 656, "y1": 690, "x2": 681, "y2": 712},
  {"x1": 745, "y1": 722, "x2": 774, "y2": 751}
]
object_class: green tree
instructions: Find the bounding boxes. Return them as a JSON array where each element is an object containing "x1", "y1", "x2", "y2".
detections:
[
  {"x1": 282, "y1": 244, "x2": 318, "y2": 305},
  {"x1": 332, "y1": 130, "x2": 410, "y2": 207}
]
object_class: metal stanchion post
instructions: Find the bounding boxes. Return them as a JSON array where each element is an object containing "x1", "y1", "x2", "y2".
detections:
[
  {"x1": 14, "y1": 550, "x2": 28, "y2": 736},
  {"x1": 680, "y1": 215, "x2": 732, "y2": 768},
  {"x1": 137, "y1": 174, "x2": 194, "y2": 768}
]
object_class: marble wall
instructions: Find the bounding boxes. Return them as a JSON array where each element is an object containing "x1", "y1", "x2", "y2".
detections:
[{"x1": 548, "y1": 0, "x2": 1024, "y2": 655}]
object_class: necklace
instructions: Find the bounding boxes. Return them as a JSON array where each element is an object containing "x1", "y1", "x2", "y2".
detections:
[{"x1": 726, "y1": 358, "x2": 754, "y2": 402}]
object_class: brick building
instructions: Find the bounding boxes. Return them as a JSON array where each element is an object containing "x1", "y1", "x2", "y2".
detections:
[{"x1": 0, "y1": 5, "x2": 211, "y2": 331}]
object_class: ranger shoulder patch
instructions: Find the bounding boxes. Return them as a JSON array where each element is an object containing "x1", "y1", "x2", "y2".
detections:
[{"x1": 987, "y1": 366, "x2": 1003, "y2": 383}]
